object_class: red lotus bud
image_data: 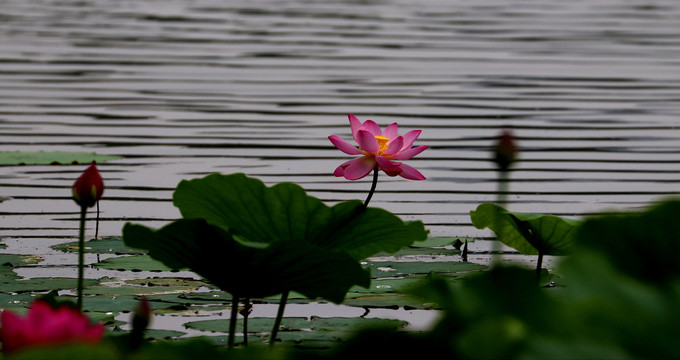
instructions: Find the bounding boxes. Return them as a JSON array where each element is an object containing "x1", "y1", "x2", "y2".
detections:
[
  {"x1": 493, "y1": 129, "x2": 517, "y2": 171},
  {"x1": 72, "y1": 161, "x2": 104, "y2": 208},
  {"x1": 132, "y1": 297, "x2": 151, "y2": 333}
]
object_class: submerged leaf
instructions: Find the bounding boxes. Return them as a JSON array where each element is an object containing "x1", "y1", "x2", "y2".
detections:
[
  {"x1": 0, "y1": 151, "x2": 120, "y2": 165},
  {"x1": 470, "y1": 203, "x2": 579, "y2": 255}
]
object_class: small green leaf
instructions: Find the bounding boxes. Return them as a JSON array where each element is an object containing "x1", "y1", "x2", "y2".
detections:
[{"x1": 470, "y1": 203, "x2": 580, "y2": 255}]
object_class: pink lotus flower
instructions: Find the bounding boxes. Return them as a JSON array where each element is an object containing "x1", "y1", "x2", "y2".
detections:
[
  {"x1": 329, "y1": 114, "x2": 428, "y2": 180},
  {"x1": 72, "y1": 161, "x2": 104, "y2": 208},
  {"x1": 0, "y1": 300, "x2": 105, "y2": 354}
]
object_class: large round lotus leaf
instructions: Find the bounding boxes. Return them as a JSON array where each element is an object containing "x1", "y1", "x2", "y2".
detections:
[
  {"x1": 123, "y1": 219, "x2": 370, "y2": 303},
  {"x1": 172, "y1": 173, "x2": 429, "y2": 260}
]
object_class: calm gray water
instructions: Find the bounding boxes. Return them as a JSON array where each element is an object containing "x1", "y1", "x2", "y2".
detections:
[{"x1": 2, "y1": 0, "x2": 680, "y2": 267}]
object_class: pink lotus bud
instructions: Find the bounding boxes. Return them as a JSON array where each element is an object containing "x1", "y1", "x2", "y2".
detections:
[
  {"x1": 0, "y1": 300, "x2": 105, "y2": 354},
  {"x1": 72, "y1": 161, "x2": 104, "y2": 208},
  {"x1": 131, "y1": 297, "x2": 151, "y2": 333},
  {"x1": 493, "y1": 129, "x2": 517, "y2": 171}
]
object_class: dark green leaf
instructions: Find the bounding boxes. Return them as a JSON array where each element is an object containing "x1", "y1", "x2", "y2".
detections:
[
  {"x1": 172, "y1": 173, "x2": 428, "y2": 260},
  {"x1": 122, "y1": 219, "x2": 370, "y2": 303}
]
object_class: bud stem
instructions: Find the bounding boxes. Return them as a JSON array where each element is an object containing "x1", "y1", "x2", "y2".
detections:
[
  {"x1": 493, "y1": 170, "x2": 509, "y2": 265},
  {"x1": 77, "y1": 205, "x2": 87, "y2": 310}
]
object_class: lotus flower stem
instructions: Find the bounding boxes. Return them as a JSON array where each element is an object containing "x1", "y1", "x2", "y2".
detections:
[
  {"x1": 77, "y1": 205, "x2": 87, "y2": 310},
  {"x1": 269, "y1": 290, "x2": 289, "y2": 347},
  {"x1": 228, "y1": 294, "x2": 239, "y2": 348},
  {"x1": 536, "y1": 252, "x2": 544, "y2": 283},
  {"x1": 363, "y1": 166, "x2": 379, "y2": 208}
]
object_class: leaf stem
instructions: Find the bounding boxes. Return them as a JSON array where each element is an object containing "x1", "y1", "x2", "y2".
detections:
[
  {"x1": 228, "y1": 294, "x2": 239, "y2": 349},
  {"x1": 536, "y1": 252, "x2": 544, "y2": 284},
  {"x1": 77, "y1": 205, "x2": 87, "y2": 310},
  {"x1": 363, "y1": 166, "x2": 379, "y2": 208},
  {"x1": 269, "y1": 290, "x2": 289, "y2": 347},
  {"x1": 242, "y1": 297, "x2": 251, "y2": 346}
]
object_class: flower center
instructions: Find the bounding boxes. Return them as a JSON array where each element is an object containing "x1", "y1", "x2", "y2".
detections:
[{"x1": 375, "y1": 135, "x2": 390, "y2": 154}]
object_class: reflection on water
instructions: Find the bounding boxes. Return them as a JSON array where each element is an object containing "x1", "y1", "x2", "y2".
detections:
[{"x1": 1, "y1": 0, "x2": 680, "y2": 256}]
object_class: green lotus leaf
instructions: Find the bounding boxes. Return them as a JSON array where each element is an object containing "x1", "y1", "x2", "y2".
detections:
[
  {"x1": 575, "y1": 199, "x2": 680, "y2": 284},
  {"x1": 172, "y1": 173, "x2": 428, "y2": 260},
  {"x1": 122, "y1": 219, "x2": 370, "y2": 303},
  {"x1": 470, "y1": 203, "x2": 580, "y2": 255}
]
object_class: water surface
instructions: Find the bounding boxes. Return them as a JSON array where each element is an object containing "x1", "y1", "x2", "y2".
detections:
[{"x1": 1, "y1": 0, "x2": 680, "y2": 330}]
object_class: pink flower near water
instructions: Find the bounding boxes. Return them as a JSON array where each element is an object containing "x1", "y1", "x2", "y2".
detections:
[
  {"x1": 0, "y1": 300, "x2": 105, "y2": 354},
  {"x1": 329, "y1": 114, "x2": 428, "y2": 180}
]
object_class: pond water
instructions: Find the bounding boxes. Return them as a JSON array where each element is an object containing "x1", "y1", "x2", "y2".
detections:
[{"x1": 1, "y1": 0, "x2": 680, "y2": 338}]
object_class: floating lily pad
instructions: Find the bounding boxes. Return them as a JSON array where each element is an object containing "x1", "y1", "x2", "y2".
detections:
[
  {"x1": 52, "y1": 237, "x2": 144, "y2": 255},
  {"x1": 342, "y1": 293, "x2": 427, "y2": 309},
  {"x1": 168, "y1": 290, "x2": 233, "y2": 304},
  {"x1": 0, "y1": 254, "x2": 43, "y2": 267},
  {"x1": 93, "y1": 255, "x2": 179, "y2": 272},
  {"x1": 365, "y1": 260, "x2": 487, "y2": 278},
  {"x1": 0, "y1": 292, "x2": 41, "y2": 309},
  {"x1": 184, "y1": 317, "x2": 309, "y2": 334},
  {"x1": 84, "y1": 278, "x2": 204, "y2": 297},
  {"x1": 184, "y1": 316, "x2": 407, "y2": 335},
  {"x1": 144, "y1": 329, "x2": 187, "y2": 340},
  {"x1": 373, "y1": 247, "x2": 460, "y2": 257},
  {"x1": 411, "y1": 237, "x2": 474, "y2": 248},
  {"x1": 5, "y1": 277, "x2": 99, "y2": 294},
  {"x1": 58, "y1": 294, "x2": 166, "y2": 314},
  {"x1": 0, "y1": 151, "x2": 120, "y2": 165},
  {"x1": 349, "y1": 277, "x2": 428, "y2": 295}
]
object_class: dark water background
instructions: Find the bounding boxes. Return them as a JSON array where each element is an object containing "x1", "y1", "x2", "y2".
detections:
[{"x1": 1, "y1": 0, "x2": 680, "y2": 326}]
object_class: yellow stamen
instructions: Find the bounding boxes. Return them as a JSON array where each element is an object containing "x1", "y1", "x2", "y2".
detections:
[{"x1": 375, "y1": 135, "x2": 390, "y2": 154}]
